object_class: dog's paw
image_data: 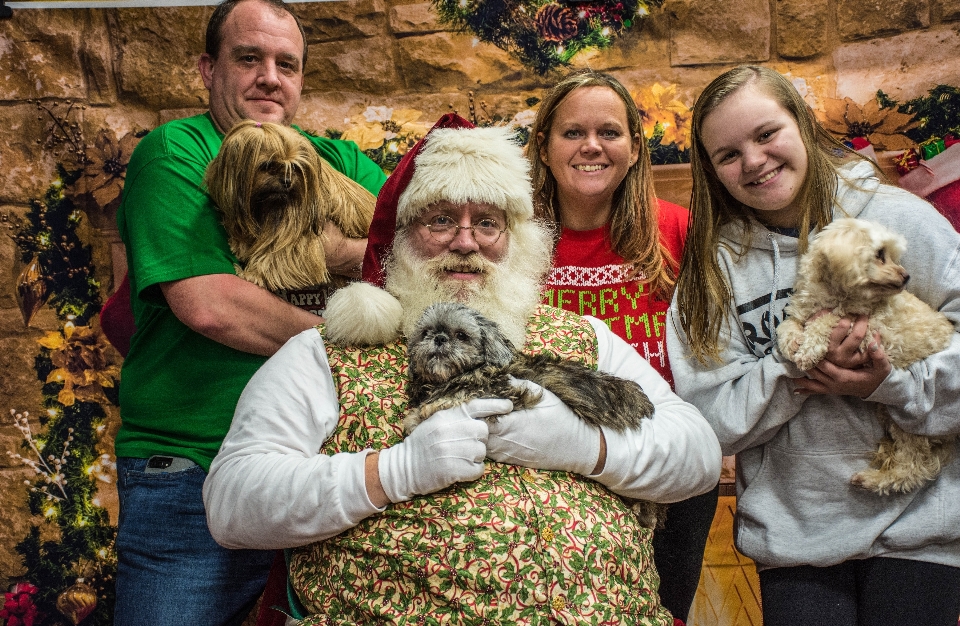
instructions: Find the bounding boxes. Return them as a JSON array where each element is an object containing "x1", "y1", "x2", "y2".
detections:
[
  {"x1": 792, "y1": 348, "x2": 823, "y2": 372},
  {"x1": 775, "y1": 320, "x2": 804, "y2": 362},
  {"x1": 781, "y1": 336, "x2": 803, "y2": 360},
  {"x1": 850, "y1": 469, "x2": 926, "y2": 495},
  {"x1": 792, "y1": 336, "x2": 829, "y2": 371},
  {"x1": 402, "y1": 410, "x2": 425, "y2": 435}
]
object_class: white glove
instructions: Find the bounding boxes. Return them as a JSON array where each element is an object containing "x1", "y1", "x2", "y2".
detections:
[
  {"x1": 378, "y1": 398, "x2": 513, "y2": 503},
  {"x1": 486, "y1": 380, "x2": 600, "y2": 476}
]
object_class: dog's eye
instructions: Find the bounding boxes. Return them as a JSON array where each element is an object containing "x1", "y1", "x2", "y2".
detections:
[
  {"x1": 876, "y1": 248, "x2": 886, "y2": 262},
  {"x1": 455, "y1": 331, "x2": 469, "y2": 341},
  {"x1": 259, "y1": 161, "x2": 281, "y2": 175}
]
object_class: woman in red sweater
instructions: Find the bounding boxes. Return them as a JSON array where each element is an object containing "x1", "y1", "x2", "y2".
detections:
[{"x1": 527, "y1": 69, "x2": 719, "y2": 626}]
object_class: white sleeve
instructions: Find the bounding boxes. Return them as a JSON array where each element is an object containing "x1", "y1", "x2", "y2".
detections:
[
  {"x1": 585, "y1": 317, "x2": 722, "y2": 503},
  {"x1": 202, "y1": 328, "x2": 384, "y2": 550}
]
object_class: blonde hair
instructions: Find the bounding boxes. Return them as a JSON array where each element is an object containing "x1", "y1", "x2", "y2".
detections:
[
  {"x1": 676, "y1": 65, "x2": 878, "y2": 363},
  {"x1": 527, "y1": 69, "x2": 678, "y2": 300}
]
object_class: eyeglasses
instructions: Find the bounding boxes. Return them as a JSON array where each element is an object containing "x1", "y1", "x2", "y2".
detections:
[{"x1": 417, "y1": 214, "x2": 507, "y2": 247}]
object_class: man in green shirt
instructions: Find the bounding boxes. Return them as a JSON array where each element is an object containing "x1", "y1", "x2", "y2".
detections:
[{"x1": 112, "y1": 1, "x2": 385, "y2": 623}]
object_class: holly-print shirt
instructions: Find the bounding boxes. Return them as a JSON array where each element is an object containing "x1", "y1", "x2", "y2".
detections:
[
  {"x1": 292, "y1": 306, "x2": 669, "y2": 625},
  {"x1": 204, "y1": 304, "x2": 721, "y2": 624},
  {"x1": 543, "y1": 200, "x2": 689, "y2": 388}
]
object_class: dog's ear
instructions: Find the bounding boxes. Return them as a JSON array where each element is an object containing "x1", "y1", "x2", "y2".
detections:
[
  {"x1": 476, "y1": 312, "x2": 515, "y2": 368},
  {"x1": 880, "y1": 229, "x2": 907, "y2": 265},
  {"x1": 317, "y1": 161, "x2": 376, "y2": 239},
  {"x1": 797, "y1": 243, "x2": 831, "y2": 289},
  {"x1": 205, "y1": 120, "x2": 261, "y2": 230}
]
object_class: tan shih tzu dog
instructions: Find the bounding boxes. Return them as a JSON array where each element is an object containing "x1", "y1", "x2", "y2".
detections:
[
  {"x1": 404, "y1": 301, "x2": 664, "y2": 527},
  {"x1": 204, "y1": 120, "x2": 375, "y2": 293},
  {"x1": 777, "y1": 217, "x2": 955, "y2": 495}
]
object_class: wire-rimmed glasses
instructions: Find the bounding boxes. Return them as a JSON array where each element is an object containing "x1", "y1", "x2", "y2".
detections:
[{"x1": 417, "y1": 214, "x2": 507, "y2": 247}]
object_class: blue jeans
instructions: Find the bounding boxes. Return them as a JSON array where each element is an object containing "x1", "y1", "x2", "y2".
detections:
[{"x1": 114, "y1": 457, "x2": 274, "y2": 626}]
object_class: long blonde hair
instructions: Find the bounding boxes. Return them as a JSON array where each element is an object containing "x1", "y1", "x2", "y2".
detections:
[
  {"x1": 527, "y1": 69, "x2": 678, "y2": 300},
  {"x1": 676, "y1": 65, "x2": 877, "y2": 364}
]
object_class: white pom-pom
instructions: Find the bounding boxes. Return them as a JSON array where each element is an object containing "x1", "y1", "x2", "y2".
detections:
[{"x1": 324, "y1": 282, "x2": 403, "y2": 346}]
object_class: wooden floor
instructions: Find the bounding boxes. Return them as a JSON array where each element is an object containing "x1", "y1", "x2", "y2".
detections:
[{"x1": 688, "y1": 496, "x2": 763, "y2": 626}]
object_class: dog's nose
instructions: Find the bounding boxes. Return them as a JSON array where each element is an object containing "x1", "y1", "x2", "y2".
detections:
[
  {"x1": 281, "y1": 175, "x2": 293, "y2": 189},
  {"x1": 433, "y1": 334, "x2": 448, "y2": 346},
  {"x1": 902, "y1": 272, "x2": 910, "y2": 287}
]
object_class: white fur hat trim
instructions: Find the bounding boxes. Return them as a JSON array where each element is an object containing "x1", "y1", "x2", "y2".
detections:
[
  {"x1": 396, "y1": 125, "x2": 533, "y2": 226},
  {"x1": 324, "y1": 282, "x2": 403, "y2": 346}
]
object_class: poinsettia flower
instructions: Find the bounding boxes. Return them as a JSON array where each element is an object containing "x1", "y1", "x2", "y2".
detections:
[
  {"x1": 819, "y1": 97, "x2": 918, "y2": 151},
  {"x1": 71, "y1": 129, "x2": 141, "y2": 209},
  {"x1": 0, "y1": 582, "x2": 39, "y2": 626},
  {"x1": 10, "y1": 583, "x2": 38, "y2": 596},
  {"x1": 389, "y1": 108, "x2": 423, "y2": 128},
  {"x1": 341, "y1": 121, "x2": 388, "y2": 151},
  {"x1": 386, "y1": 109, "x2": 429, "y2": 147},
  {"x1": 342, "y1": 108, "x2": 429, "y2": 154},
  {"x1": 38, "y1": 324, "x2": 121, "y2": 406},
  {"x1": 361, "y1": 106, "x2": 392, "y2": 123},
  {"x1": 632, "y1": 83, "x2": 692, "y2": 150},
  {"x1": 510, "y1": 108, "x2": 538, "y2": 129}
]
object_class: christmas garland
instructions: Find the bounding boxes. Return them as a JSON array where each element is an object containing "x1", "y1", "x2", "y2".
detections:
[
  {"x1": 4, "y1": 101, "x2": 136, "y2": 626},
  {"x1": 431, "y1": 0, "x2": 664, "y2": 75}
]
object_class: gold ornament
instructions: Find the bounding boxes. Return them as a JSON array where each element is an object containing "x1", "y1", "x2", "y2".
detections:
[
  {"x1": 15, "y1": 256, "x2": 49, "y2": 327},
  {"x1": 56, "y1": 580, "x2": 97, "y2": 625}
]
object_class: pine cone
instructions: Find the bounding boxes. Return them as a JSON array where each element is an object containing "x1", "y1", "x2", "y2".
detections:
[{"x1": 535, "y1": 3, "x2": 579, "y2": 43}]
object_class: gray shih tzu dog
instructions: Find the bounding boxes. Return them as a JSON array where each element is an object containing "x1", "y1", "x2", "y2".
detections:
[{"x1": 405, "y1": 301, "x2": 664, "y2": 527}]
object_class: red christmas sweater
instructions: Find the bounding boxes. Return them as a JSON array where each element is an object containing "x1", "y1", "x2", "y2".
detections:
[{"x1": 543, "y1": 199, "x2": 689, "y2": 388}]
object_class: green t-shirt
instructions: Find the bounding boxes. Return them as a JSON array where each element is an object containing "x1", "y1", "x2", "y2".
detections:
[{"x1": 115, "y1": 113, "x2": 386, "y2": 471}]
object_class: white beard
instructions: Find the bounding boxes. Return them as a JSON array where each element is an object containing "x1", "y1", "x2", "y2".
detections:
[{"x1": 384, "y1": 221, "x2": 554, "y2": 349}]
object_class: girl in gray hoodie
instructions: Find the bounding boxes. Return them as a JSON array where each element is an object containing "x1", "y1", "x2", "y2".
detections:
[{"x1": 667, "y1": 65, "x2": 960, "y2": 626}]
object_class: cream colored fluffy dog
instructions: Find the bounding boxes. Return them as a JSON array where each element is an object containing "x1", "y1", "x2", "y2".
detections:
[
  {"x1": 777, "y1": 217, "x2": 955, "y2": 495},
  {"x1": 204, "y1": 120, "x2": 375, "y2": 292}
]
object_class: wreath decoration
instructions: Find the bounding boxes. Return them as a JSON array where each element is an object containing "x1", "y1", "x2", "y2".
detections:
[{"x1": 431, "y1": 0, "x2": 664, "y2": 75}]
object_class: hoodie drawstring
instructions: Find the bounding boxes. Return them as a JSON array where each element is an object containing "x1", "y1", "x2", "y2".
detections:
[{"x1": 769, "y1": 232, "x2": 781, "y2": 348}]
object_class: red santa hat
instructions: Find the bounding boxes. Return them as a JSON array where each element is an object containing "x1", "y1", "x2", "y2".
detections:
[{"x1": 361, "y1": 113, "x2": 534, "y2": 286}]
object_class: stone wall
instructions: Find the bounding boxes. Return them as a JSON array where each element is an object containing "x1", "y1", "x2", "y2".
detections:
[{"x1": 1, "y1": 0, "x2": 959, "y2": 588}]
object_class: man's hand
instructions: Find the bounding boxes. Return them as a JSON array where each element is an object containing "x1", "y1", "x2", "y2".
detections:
[
  {"x1": 322, "y1": 221, "x2": 367, "y2": 279},
  {"x1": 486, "y1": 380, "x2": 602, "y2": 476},
  {"x1": 790, "y1": 314, "x2": 891, "y2": 398},
  {"x1": 375, "y1": 398, "x2": 512, "y2": 504}
]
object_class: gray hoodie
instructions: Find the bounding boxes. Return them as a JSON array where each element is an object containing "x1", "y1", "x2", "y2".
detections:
[{"x1": 667, "y1": 160, "x2": 960, "y2": 570}]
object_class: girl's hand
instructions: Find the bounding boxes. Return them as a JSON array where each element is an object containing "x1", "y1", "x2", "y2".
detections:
[
  {"x1": 788, "y1": 313, "x2": 890, "y2": 397},
  {"x1": 789, "y1": 337, "x2": 891, "y2": 398},
  {"x1": 822, "y1": 314, "x2": 872, "y2": 369}
]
